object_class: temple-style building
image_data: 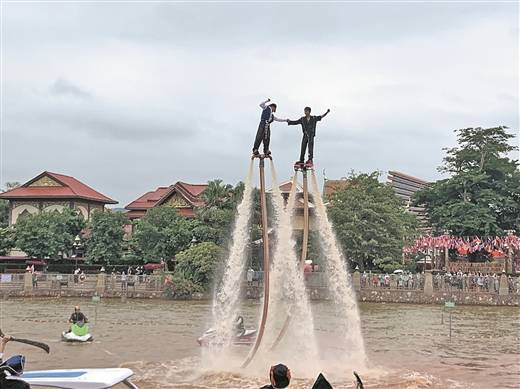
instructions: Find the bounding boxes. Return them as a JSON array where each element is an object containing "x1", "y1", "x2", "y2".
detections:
[
  {"x1": 0, "y1": 171, "x2": 118, "y2": 225},
  {"x1": 125, "y1": 182, "x2": 208, "y2": 220},
  {"x1": 267, "y1": 180, "x2": 316, "y2": 231}
]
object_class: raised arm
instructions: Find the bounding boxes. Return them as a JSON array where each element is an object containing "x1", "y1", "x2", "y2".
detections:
[
  {"x1": 317, "y1": 108, "x2": 331, "y2": 121},
  {"x1": 259, "y1": 98, "x2": 271, "y2": 109}
]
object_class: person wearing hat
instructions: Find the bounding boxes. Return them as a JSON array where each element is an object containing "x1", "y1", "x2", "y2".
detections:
[
  {"x1": 252, "y1": 98, "x2": 289, "y2": 158},
  {"x1": 288, "y1": 106, "x2": 330, "y2": 168},
  {"x1": 260, "y1": 363, "x2": 291, "y2": 389}
]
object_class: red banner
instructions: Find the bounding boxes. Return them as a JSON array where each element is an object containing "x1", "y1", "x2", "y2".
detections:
[{"x1": 404, "y1": 235, "x2": 520, "y2": 255}]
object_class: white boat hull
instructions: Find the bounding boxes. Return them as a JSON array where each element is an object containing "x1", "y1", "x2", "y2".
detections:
[
  {"x1": 61, "y1": 331, "x2": 93, "y2": 342},
  {"x1": 8, "y1": 368, "x2": 137, "y2": 388}
]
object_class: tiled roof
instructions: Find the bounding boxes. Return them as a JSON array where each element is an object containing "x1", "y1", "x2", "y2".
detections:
[
  {"x1": 125, "y1": 182, "x2": 208, "y2": 212},
  {"x1": 168, "y1": 182, "x2": 208, "y2": 207},
  {"x1": 0, "y1": 171, "x2": 117, "y2": 204},
  {"x1": 125, "y1": 187, "x2": 172, "y2": 210}
]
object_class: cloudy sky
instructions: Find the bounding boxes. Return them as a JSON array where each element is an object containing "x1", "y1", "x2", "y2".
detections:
[{"x1": 1, "y1": 1, "x2": 518, "y2": 206}]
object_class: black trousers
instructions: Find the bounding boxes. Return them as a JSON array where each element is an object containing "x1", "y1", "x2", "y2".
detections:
[
  {"x1": 299, "y1": 132, "x2": 315, "y2": 162},
  {"x1": 253, "y1": 124, "x2": 271, "y2": 154}
]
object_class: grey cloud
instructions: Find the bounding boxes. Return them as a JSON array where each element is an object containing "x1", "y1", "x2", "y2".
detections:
[
  {"x1": 49, "y1": 78, "x2": 92, "y2": 99},
  {"x1": 6, "y1": 93, "x2": 197, "y2": 142},
  {"x1": 5, "y1": 2, "x2": 516, "y2": 50}
]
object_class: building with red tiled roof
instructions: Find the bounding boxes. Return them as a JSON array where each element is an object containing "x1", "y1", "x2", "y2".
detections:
[
  {"x1": 0, "y1": 171, "x2": 117, "y2": 225},
  {"x1": 125, "y1": 181, "x2": 208, "y2": 220},
  {"x1": 267, "y1": 180, "x2": 316, "y2": 231}
]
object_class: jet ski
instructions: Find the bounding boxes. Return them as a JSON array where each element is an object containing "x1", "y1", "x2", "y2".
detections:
[
  {"x1": 62, "y1": 322, "x2": 93, "y2": 342},
  {"x1": 197, "y1": 327, "x2": 257, "y2": 347}
]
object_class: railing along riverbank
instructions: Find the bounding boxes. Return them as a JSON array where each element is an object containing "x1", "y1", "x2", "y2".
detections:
[
  {"x1": 0, "y1": 272, "x2": 164, "y2": 299},
  {"x1": 1, "y1": 271, "x2": 519, "y2": 306}
]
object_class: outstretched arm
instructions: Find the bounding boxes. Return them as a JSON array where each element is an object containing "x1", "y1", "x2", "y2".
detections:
[
  {"x1": 259, "y1": 98, "x2": 271, "y2": 109},
  {"x1": 272, "y1": 115, "x2": 288, "y2": 123},
  {"x1": 287, "y1": 118, "x2": 302, "y2": 125}
]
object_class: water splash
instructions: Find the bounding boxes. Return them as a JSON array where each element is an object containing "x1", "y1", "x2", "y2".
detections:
[
  {"x1": 309, "y1": 171, "x2": 367, "y2": 367},
  {"x1": 258, "y1": 162, "x2": 319, "y2": 374},
  {"x1": 210, "y1": 160, "x2": 255, "y2": 351}
]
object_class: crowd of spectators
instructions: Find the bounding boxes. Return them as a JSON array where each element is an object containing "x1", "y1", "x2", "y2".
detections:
[
  {"x1": 433, "y1": 271, "x2": 518, "y2": 293},
  {"x1": 360, "y1": 271, "x2": 424, "y2": 290}
]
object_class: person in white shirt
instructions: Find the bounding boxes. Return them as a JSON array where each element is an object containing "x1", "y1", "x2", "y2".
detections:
[{"x1": 252, "y1": 98, "x2": 288, "y2": 157}]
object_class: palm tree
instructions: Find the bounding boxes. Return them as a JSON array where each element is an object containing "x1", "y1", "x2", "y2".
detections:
[{"x1": 202, "y1": 179, "x2": 234, "y2": 209}]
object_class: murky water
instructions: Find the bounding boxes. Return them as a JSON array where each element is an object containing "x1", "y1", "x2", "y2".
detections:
[{"x1": 0, "y1": 298, "x2": 518, "y2": 388}]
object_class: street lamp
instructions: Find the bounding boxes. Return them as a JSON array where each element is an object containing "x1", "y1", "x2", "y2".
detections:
[{"x1": 190, "y1": 236, "x2": 198, "y2": 247}]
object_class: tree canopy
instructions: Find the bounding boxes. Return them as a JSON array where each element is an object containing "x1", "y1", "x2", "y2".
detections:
[
  {"x1": 328, "y1": 172, "x2": 417, "y2": 272},
  {"x1": 0, "y1": 228, "x2": 14, "y2": 256},
  {"x1": 15, "y1": 207, "x2": 85, "y2": 259},
  {"x1": 130, "y1": 207, "x2": 197, "y2": 263},
  {"x1": 0, "y1": 201, "x2": 8, "y2": 229},
  {"x1": 86, "y1": 210, "x2": 128, "y2": 265},
  {"x1": 174, "y1": 241, "x2": 223, "y2": 290},
  {"x1": 414, "y1": 126, "x2": 519, "y2": 236}
]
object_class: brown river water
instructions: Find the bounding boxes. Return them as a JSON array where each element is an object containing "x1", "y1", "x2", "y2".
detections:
[{"x1": 0, "y1": 298, "x2": 518, "y2": 389}]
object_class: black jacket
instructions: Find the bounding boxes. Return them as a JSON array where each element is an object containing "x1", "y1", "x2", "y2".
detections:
[
  {"x1": 69, "y1": 312, "x2": 87, "y2": 323},
  {"x1": 288, "y1": 115, "x2": 323, "y2": 136}
]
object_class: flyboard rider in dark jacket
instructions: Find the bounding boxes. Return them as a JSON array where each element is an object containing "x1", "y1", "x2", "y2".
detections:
[
  {"x1": 252, "y1": 98, "x2": 289, "y2": 158},
  {"x1": 288, "y1": 106, "x2": 330, "y2": 168}
]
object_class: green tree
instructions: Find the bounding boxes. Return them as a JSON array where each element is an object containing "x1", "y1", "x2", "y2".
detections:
[
  {"x1": 130, "y1": 207, "x2": 196, "y2": 263},
  {"x1": 0, "y1": 182, "x2": 20, "y2": 228},
  {"x1": 174, "y1": 242, "x2": 223, "y2": 290},
  {"x1": 86, "y1": 210, "x2": 128, "y2": 265},
  {"x1": 15, "y1": 207, "x2": 85, "y2": 259},
  {"x1": 202, "y1": 179, "x2": 234, "y2": 209},
  {"x1": 414, "y1": 126, "x2": 519, "y2": 236},
  {"x1": 328, "y1": 172, "x2": 417, "y2": 272},
  {"x1": 193, "y1": 207, "x2": 234, "y2": 245},
  {"x1": 0, "y1": 228, "x2": 14, "y2": 255},
  {"x1": 194, "y1": 180, "x2": 247, "y2": 245},
  {"x1": 0, "y1": 201, "x2": 8, "y2": 228}
]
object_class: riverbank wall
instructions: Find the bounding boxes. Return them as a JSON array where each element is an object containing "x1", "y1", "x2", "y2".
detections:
[{"x1": 1, "y1": 272, "x2": 519, "y2": 306}]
